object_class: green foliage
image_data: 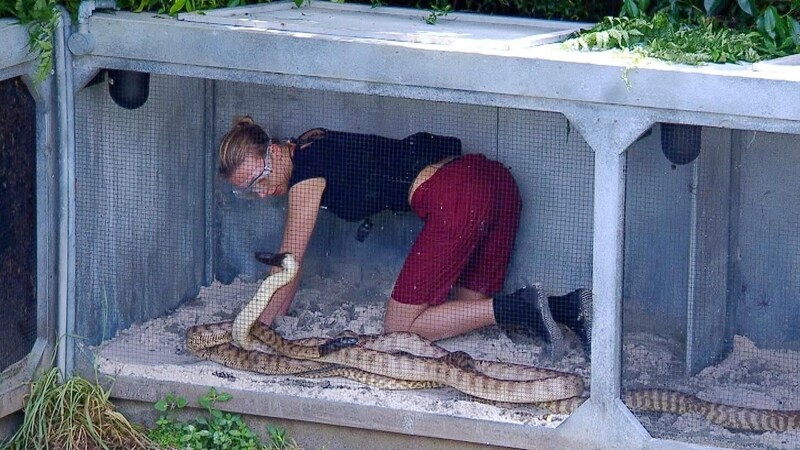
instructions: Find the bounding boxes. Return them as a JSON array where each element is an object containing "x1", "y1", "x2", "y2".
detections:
[
  {"x1": 568, "y1": 1, "x2": 799, "y2": 64},
  {"x1": 425, "y1": 0, "x2": 451, "y2": 24},
  {"x1": 568, "y1": 13, "x2": 756, "y2": 63},
  {"x1": 379, "y1": 0, "x2": 617, "y2": 21},
  {"x1": 148, "y1": 388, "x2": 301, "y2": 450},
  {"x1": 112, "y1": 0, "x2": 273, "y2": 16},
  {"x1": 631, "y1": 0, "x2": 796, "y2": 58},
  {"x1": 266, "y1": 424, "x2": 301, "y2": 450},
  {"x1": 2, "y1": 367, "x2": 157, "y2": 450},
  {"x1": 0, "y1": 0, "x2": 59, "y2": 82}
]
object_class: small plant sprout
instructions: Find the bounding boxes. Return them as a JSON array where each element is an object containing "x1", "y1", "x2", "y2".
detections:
[
  {"x1": 425, "y1": 0, "x2": 453, "y2": 25},
  {"x1": 266, "y1": 424, "x2": 300, "y2": 450}
]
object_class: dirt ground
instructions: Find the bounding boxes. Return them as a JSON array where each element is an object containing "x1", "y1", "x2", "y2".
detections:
[{"x1": 0, "y1": 77, "x2": 37, "y2": 372}]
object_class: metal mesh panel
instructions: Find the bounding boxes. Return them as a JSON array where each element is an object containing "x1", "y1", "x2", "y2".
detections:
[
  {"x1": 501, "y1": 109, "x2": 594, "y2": 357},
  {"x1": 0, "y1": 77, "x2": 37, "y2": 373},
  {"x1": 73, "y1": 73, "x2": 207, "y2": 365},
  {"x1": 622, "y1": 123, "x2": 800, "y2": 449},
  {"x1": 79, "y1": 77, "x2": 593, "y2": 424}
]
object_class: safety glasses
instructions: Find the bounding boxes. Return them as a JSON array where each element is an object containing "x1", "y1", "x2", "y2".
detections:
[{"x1": 232, "y1": 155, "x2": 271, "y2": 199}]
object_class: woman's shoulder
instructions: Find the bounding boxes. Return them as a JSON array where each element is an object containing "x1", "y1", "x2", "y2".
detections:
[{"x1": 296, "y1": 128, "x2": 328, "y2": 148}]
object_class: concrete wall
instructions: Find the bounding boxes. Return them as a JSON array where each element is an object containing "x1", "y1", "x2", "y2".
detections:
[
  {"x1": 623, "y1": 124, "x2": 694, "y2": 342},
  {"x1": 116, "y1": 399, "x2": 518, "y2": 450},
  {"x1": 732, "y1": 130, "x2": 800, "y2": 349},
  {"x1": 622, "y1": 125, "x2": 800, "y2": 355},
  {"x1": 73, "y1": 74, "x2": 207, "y2": 345}
]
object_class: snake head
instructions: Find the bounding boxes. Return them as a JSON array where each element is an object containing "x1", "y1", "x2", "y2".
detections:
[
  {"x1": 318, "y1": 336, "x2": 359, "y2": 356},
  {"x1": 254, "y1": 252, "x2": 293, "y2": 268}
]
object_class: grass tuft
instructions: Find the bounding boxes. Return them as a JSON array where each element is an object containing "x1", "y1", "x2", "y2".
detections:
[{"x1": 3, "y1": 367, "x2": 158, "y2": 450}]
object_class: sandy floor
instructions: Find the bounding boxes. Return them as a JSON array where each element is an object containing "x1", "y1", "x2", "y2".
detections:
[
  {"x1": 623, "y1": 332, "x2": 800, "y2": 450},
  {"x1": 89, "y1": 273, "x2": 799, "y2": 449}
]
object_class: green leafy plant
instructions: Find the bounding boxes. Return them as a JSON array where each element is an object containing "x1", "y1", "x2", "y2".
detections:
[
  {"x1": 425, "y1": 0, "x2": 452, "y2": 24},
  {"x1": 148, "y1": 388, "x2": 300, "y2": 450},
  {"x1": 114, "y1": 0, "x2": 273, "y2": 15},
  {"x1": 567, "y1": 7, "x2": 790, "y2": 63},
  {"x1": 2, "y1": 367, "x2": 157, "y2": 449},
  {"x1": 266, "y1": 424, "x2": 300, "y2": 450},
  {"x1": 572, "y1": 0, "x2": 800, "y2": 63}
]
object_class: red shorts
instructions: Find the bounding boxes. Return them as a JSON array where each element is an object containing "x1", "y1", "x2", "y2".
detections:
[{"x1": 391, "y1": 154, "x2": 522, "y2": 306}]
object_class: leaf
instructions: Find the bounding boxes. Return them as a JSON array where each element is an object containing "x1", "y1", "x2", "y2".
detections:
[
  {"x1": 622, "y1": 0, "x2": 638, "y2": 18},
  {"x1": 168, "y1": 0, "x2": 186, "y2": 15},
  {"x1": 736, "y1": 0, "x2": 755, "y2": 16},
  {"x1": 154, "y1": 399, "x2": 168, "y2": 412},
  {"x1": 600, "y1": 31, "x2": 612, "y2": 48},
  {"x1": 758, "y1": 6, "x2": 778, "y2": 40},
  {"x1": 788, "y1": 17, "x2": 800, "y2": 45}
]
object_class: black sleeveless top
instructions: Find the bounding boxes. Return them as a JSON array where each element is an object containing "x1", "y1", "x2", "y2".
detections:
[{"x1": 289, "y1": 130, "x2": 461, "y2": 222}]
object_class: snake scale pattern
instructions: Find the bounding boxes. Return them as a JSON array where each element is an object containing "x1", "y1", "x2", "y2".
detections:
[{"x1": 186, "y1": 253, "x2": 800, "y2": 432}]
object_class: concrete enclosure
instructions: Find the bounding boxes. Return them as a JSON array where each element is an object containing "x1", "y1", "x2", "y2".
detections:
[
  {"x1": 1, "y1": 3, "x2": 799, "y2": 449},
  {"x1": 0, "y1": 19, "x2": 59, "y2": 429}
]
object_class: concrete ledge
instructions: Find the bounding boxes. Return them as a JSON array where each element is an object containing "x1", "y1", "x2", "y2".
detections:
[
  {"x1": 79, "y1": 4, "x2": 800, "y2": 125},
  {"x1": 108, "y1": 374, "x2": 587, "y2": 450},
  {"x1": 0, "y1": 21, "x2": 35, "y2": 81},
  {"x1": 116, "y1": 398, "x2": 517, "y2": 450}
]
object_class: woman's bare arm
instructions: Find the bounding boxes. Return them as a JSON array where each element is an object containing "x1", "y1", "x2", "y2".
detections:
[{"x1": 257, "y1": 177, "x2": 326, "y2": 325}]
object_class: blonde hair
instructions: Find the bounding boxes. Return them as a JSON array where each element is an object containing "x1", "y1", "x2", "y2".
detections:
[{"x1": 218, "y1": 116, "x2": 271, "y2": 179}]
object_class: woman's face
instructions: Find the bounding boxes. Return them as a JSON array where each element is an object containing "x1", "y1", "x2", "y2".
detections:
[{"x1": 229, "y1": 150, "x2": 286, "y2": 198}]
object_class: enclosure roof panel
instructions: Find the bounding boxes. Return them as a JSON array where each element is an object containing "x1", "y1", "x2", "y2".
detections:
[
  {"x1": 0, "y1": 20, "x2": 36, "y2": 72},
  {"x1": 178, "y1": 3, "x2": 584, "y2": 52},
  {"x1": 80, "y1": 4, "x2": 800, "y2": 126}
]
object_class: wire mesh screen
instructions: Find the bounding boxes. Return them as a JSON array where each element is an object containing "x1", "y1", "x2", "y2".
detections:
[
  {"x1": 622, "y1": 123, "x2": 800, "y2": 449},
  {"x1": 500, "y1": 109, "x2": 594, "y2": 359},
  {"x1": 0, "y1": 77, "x2": 37, "y2": 373},
  {"x1": 77, "y1": 76, "x2": 592, "y2": 425},
  {"x1": 73, "y1": 73, "x2": 207, "y2": 364}
]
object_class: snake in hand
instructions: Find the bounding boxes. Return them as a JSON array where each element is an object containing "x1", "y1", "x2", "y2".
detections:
[{"x1": 186, "y1": 253, "x2": 800, "y2": 432}]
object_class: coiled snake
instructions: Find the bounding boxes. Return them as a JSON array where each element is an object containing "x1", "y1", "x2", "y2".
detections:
[{"x1": 186, "y1": 253, "x2": 800, "y2": 432}]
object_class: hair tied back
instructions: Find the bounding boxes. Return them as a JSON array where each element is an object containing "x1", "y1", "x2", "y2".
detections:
[{"x1": 232, "y1": 115, "x2": 255, "y2": 127}]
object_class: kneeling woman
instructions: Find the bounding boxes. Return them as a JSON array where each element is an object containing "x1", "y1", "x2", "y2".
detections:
[{"x1": 217, "y1": 117, "x2": 590, "y2": 350}]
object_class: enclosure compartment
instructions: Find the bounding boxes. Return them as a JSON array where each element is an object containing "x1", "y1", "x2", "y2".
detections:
[
  {"x1": 0, "y1": 77, "x2": 37, "y2": 374},
  {"x1": 74, "y1": 73, "x2": 595, "y2": 448},
  {"x1": 0, "y1": 19, "x2": 59, "y2": 426},
  {"x1": 622, "y1": 123, "x2": 800, "y2": 450}
]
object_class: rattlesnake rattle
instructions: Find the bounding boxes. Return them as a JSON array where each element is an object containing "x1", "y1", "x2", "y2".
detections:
[{"x1": 186, "y1": 252, "x2": 800, "y2": 432}]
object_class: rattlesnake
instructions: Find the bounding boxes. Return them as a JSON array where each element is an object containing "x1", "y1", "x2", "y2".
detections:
[{"x1": 186, "y1": 252, "x2": 800, "y2": 432}]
